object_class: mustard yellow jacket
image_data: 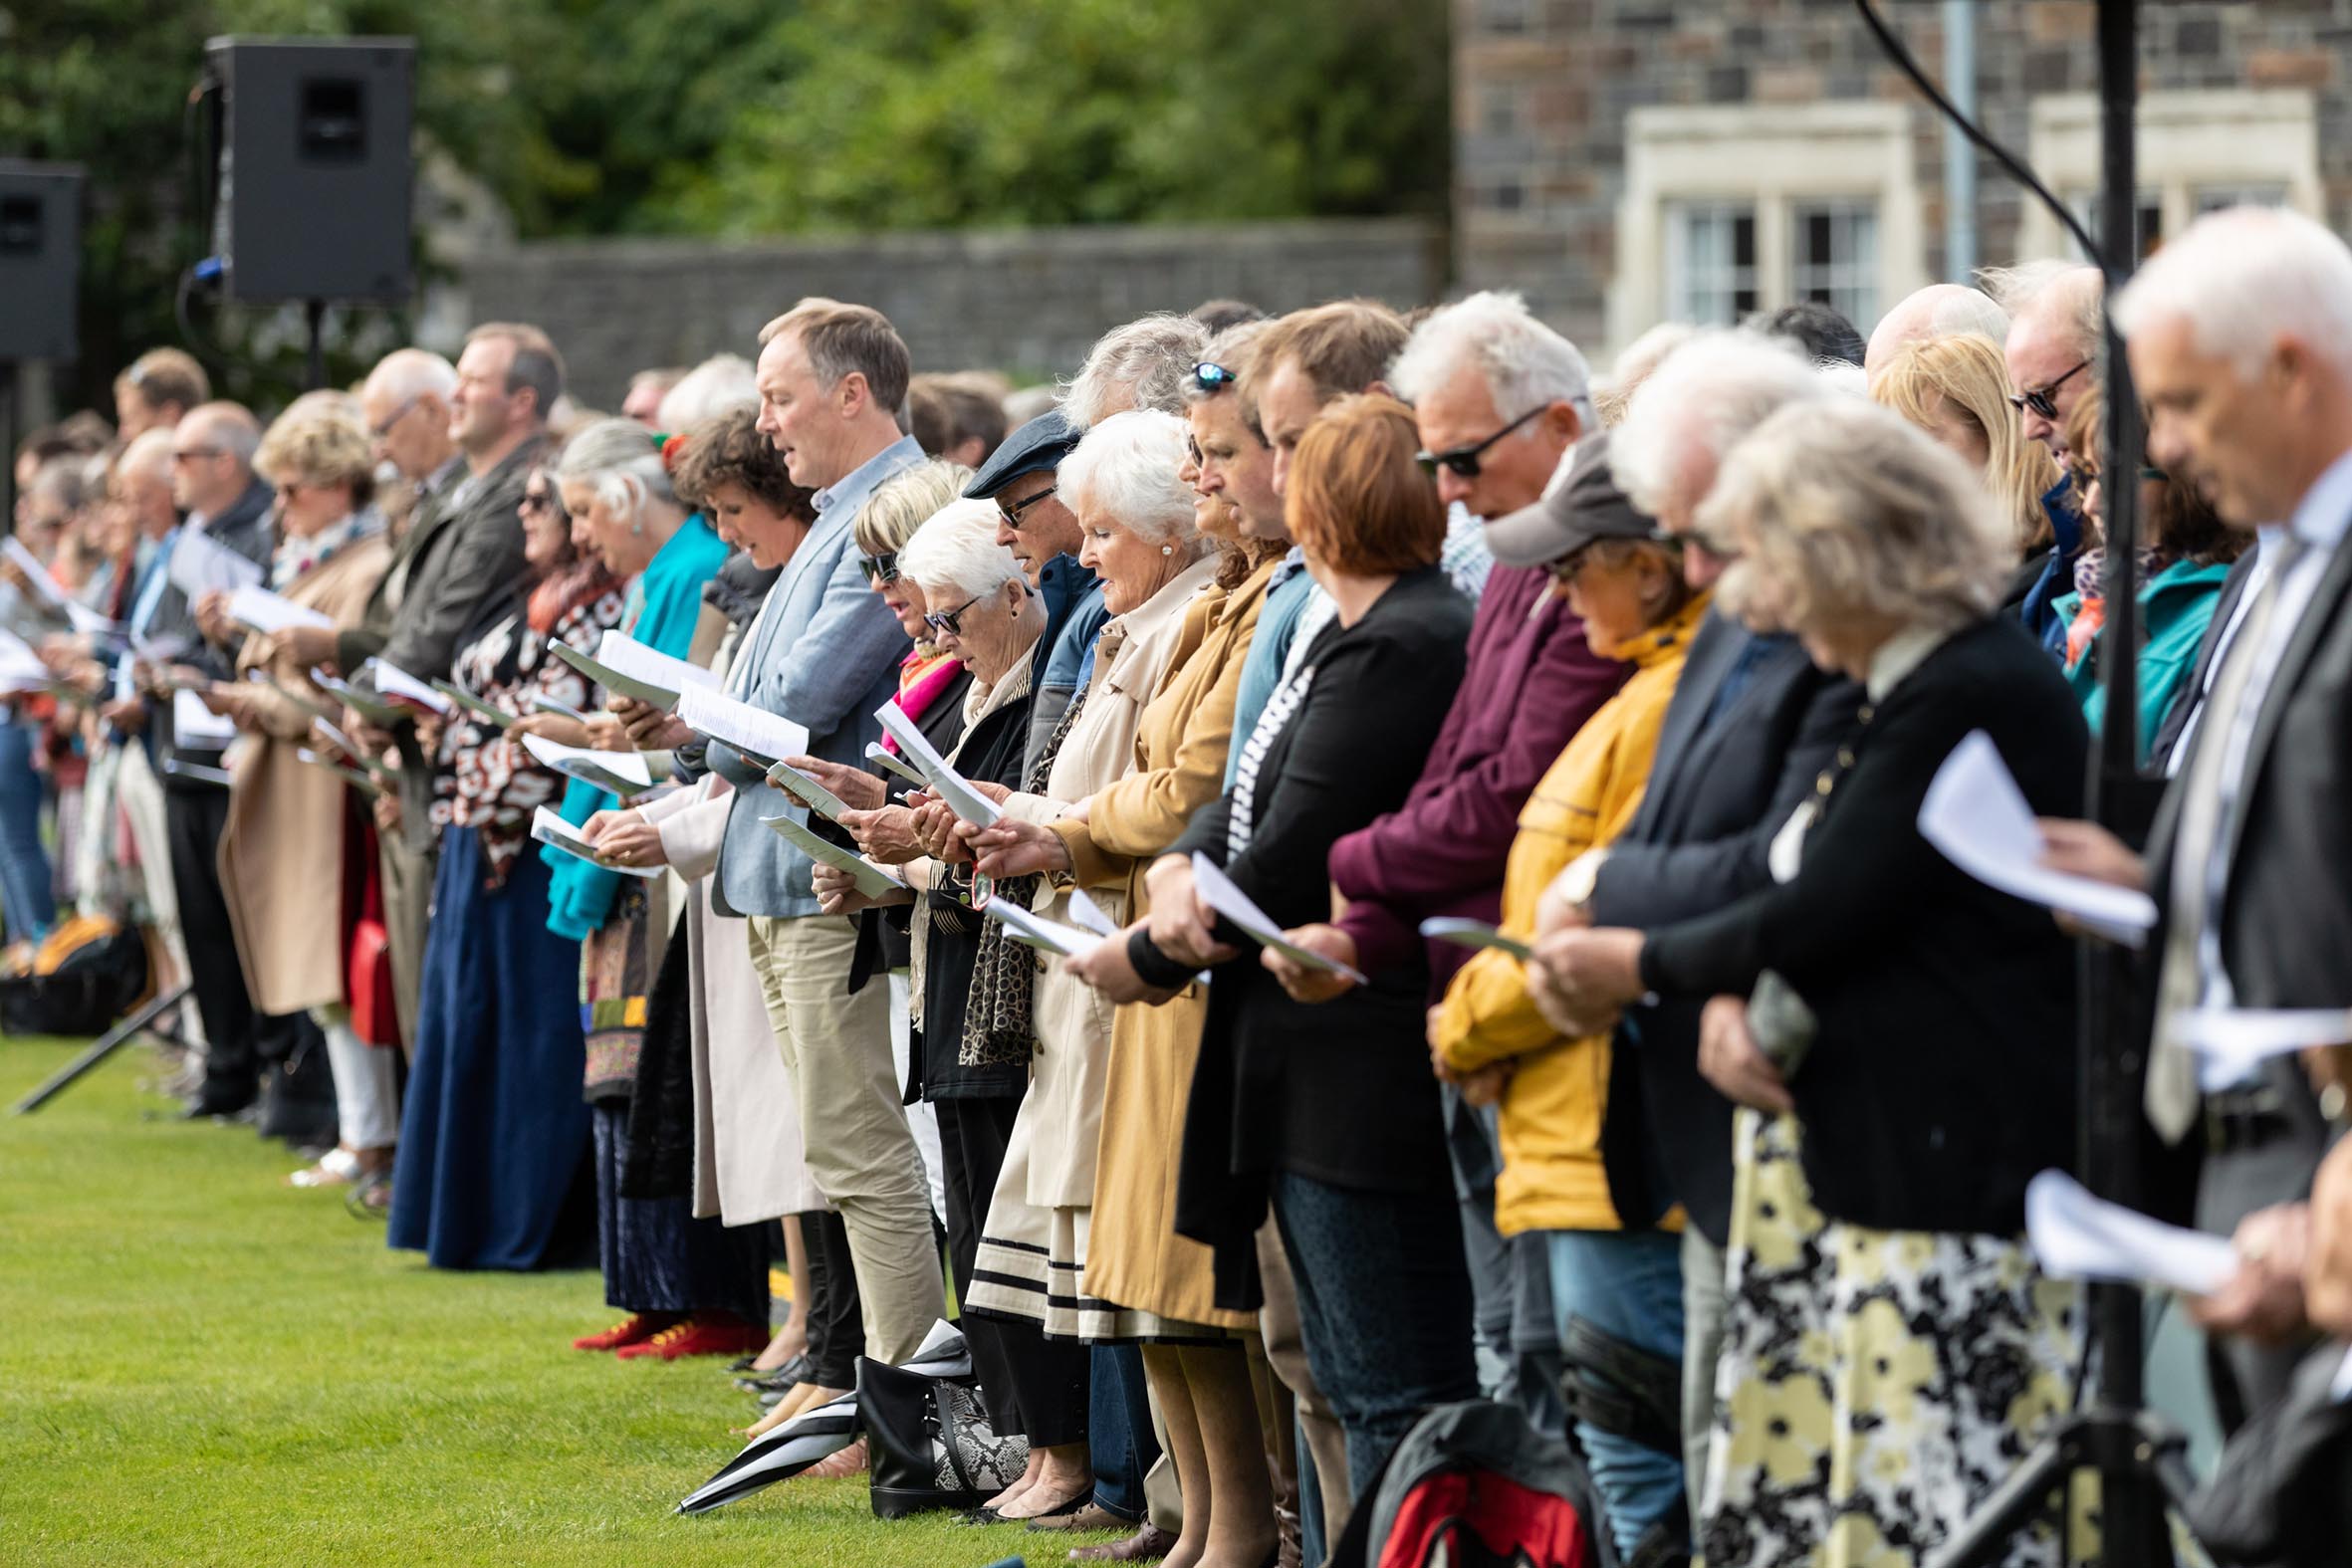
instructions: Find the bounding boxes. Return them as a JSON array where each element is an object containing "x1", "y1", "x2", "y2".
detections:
[{"x1": 1431, "y1": 591, "x2": 1709, "y2": 1237}]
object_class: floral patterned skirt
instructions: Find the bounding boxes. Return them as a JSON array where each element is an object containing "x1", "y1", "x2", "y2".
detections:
[{"x1": 1697, "y1": 1110, "x2": 2088, "y2": 1568}]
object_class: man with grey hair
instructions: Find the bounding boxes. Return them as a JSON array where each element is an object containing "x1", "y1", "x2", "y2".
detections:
[
  {"x1": 1979, "y1": 262, "x2": 2103, "y2": 652},
  {"x1": 1529, "y1": 329, "x2": 1863, "y2": 1547},
  {"x1": 2039, "y1": 204, "x2": 2352, "y2": 1435},
  {"x1": 1861, "y1": 282, "x2": 2010, "y2": 380},
  {"x1": 1059, "y1": 313, "x2": 1211, "y2": 429}
]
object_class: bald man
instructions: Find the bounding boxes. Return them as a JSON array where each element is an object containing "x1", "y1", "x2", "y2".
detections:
[{"x1": 1861, "y1": 283, "x2": 2009, "y2": 380}]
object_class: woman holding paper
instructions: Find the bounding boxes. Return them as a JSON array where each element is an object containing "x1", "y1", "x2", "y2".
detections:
[
  {"x1": 1118, "y1": 395, "x2": 1480, "y2": 1496},
  {"x1": 208, "y1": 407, "x2": 395, "y2": 1191},
  {"x1": 1530, "y1": 402, "x2": 2087, "y2": 1568},
  {"x1": 821, "y1": 500, "x2": 1104, "y2": 1517}
]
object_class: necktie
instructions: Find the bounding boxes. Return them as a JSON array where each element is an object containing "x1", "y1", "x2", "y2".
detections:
[{"x1": 2145, "y1": 547, "x2": 2296, "y2": 1140}]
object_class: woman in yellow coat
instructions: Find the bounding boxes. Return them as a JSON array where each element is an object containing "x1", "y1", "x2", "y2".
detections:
[{"x1": 1426, "y1": 458, "x2": 1705, "y2": 1562}]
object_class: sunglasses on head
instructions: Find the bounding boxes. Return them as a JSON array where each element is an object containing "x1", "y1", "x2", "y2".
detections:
[
  {"x1": 2007, "y1": 359, "x2": 2091, "y2": 421},
  {"x1": 1416, "y1": 405, "x2": 1547, "y2": 480},
  {"x1": 858, "y1": 552, "x2": 900, "y2": 585},
  {"x1": 1192, "y1": 361, "x2": 1239, "y2": 393},
  {"x1": 922, "y1": 592, "x2": 985, "y2": 638},
  {"x1": 998, "y1": 484, "x2": 1058, "y2": 526}
]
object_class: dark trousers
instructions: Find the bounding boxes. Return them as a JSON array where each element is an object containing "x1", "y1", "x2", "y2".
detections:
[
  {"x1": 937, "y1": 1093, "x2": 1090, "y2": 1447},
  {"x1": 1272, "y1": 1169, "x2": 1480, "y2": 1498},
  {"x1": 163, "y1": 785, "x2": 259, "y2": 1094},
  {"x1": 801, "y1": 1209, "x2": 866, "y2": 1390},
  {"x1": 1088, "y1": 1344, "x2": 1162, "y2": 1522},
  {"x1": 2199, "y1": 1116, "x2": 2330, "y2": 1431}
]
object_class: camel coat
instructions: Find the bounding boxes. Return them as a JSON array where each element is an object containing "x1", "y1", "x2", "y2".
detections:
[
  {"x1": 217, "y1": 534, "x2": 392, "y2": 1017},
  {"x1": 1076, "y1": 554, "x2": 1280, "y2": 1332}
]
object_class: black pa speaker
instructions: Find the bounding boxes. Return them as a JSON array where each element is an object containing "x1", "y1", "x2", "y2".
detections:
[
  {"x1": 204, "y1": 36, "x2": 414, "y2": 306},
  {"x1": 0, "y1": 162, "x2": 83, "y2": 363}
]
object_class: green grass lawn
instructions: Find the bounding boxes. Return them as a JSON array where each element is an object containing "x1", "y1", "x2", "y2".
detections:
[{"x1": 0, "y1": 1038, "x2": 1121, "y2": 1567}]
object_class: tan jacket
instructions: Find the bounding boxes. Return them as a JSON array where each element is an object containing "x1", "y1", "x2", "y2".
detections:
[{"x1": 217, "y1": 535, "x2": 392, "y2": 1016}]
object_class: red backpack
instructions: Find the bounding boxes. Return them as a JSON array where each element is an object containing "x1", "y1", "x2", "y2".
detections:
[{"x1": 1336, "y1": 1401, "x2": 1600, "y2": 1568}]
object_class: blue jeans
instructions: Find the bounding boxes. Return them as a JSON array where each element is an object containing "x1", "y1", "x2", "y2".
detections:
[
  {"x1": 1272, "y1": 1171, "x2": 1479, "y2": 1498},
  {"x1": 1087, "y1": 1344, "x2": 1159, "y2": 1522},
  {"x1": 0, "y1": 720, "x2": 54, "y2": 941},
  {"x1": 1544, "y1": 1228, "x2": 1687, "y2": 1557}
]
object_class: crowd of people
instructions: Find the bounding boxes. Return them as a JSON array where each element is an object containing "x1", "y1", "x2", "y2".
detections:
[{"x1": 8, "y1": 201, "x2": 2351, "y2": 1568}]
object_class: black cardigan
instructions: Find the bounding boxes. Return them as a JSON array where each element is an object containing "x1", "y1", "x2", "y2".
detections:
[
  {"x1": 913, "y1": 684, "x2": 1034, "y2": 1102},
  {"x1": 1638, "y1": 614, "x2": 2085, "y2": 1236},
  {"x1": 1167, "y1": 566, "x2": 1475, "y2": 1309}
]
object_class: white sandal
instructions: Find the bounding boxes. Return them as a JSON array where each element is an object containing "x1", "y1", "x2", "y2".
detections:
[{"x1": 289, "y1": 1146, "x2": 364, "y2": 1188}]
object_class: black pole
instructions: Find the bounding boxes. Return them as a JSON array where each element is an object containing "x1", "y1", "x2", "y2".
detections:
[
  {"x1": 304, "y1": 298, "x2": 327, "y2": 391},
  {"x1": 11, "y1": 982, "x2": 194, "y2": 1114},
  {"x1": 2082, "y1": 0, "x2": 2167, "y2": 1562}
]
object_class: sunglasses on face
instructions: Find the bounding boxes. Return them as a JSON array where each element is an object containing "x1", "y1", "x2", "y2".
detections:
[
  {"x1": 2007, "y1": 359, "x2": 2091, "y2": 420},
  {"x1": 923, "y1": 592, "x2": 985, "y2": 638},
  {"x1": 520, "y1": 490, "x2": 568, "y2": 522},
  {"x1": 1416, "y1": 405, "x2": 1547, "y2": 480},
  {"x1": 858, "y1": 552, "x2": 900, "y2": 585},
  {"x1": 1192, "y1": 361, "x2": 1239, "y2": 393},
  {"x1": 998, "y1": 484, "x2": 1059, "y2": 527}
]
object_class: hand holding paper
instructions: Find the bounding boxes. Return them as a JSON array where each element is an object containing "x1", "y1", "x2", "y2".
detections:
[
  {"x1": 362, "y1": 658, "x2": 453, "y2": 716},
  {"x1": 676, "y1": 685, "x2": 811, "y2": 769},
  {"x1": 1920, "y1": 731, "x2": 2157, "y2": 945},
  {"x1": 533, "y1": 804, "x2": 662, "y2": 877},
  {"x1": 519, "y1": 733, "x2": 653, "y2": 797},
  {"x1": 1420, "y1": 917, "x2": 1533, "y2": 962},
  {"x1": 227, "y1": 583, "x2": 335, "y2": 635},
  {"x1": 1190, "y1": 852, "x2": 1368, "y2": 984},
  {"x1": 767, "y1": 762, "x2": 850, "y2": 821},
  {"x1": 759, "y1": 812, "x2": 903, "y2": 899},
  {"x1": 551, "y1": 631, "x2": 722, "y2": 710},
  {"x1": 872, "y1": 701, "x2": 1003, "y2": 826}
]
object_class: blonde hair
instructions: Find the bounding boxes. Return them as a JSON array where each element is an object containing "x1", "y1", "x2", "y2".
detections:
[
  {"x1": 1703, "y1": 400, "x2": 2009, "y2": 637},
  {"x1": 255, "y1": 407, "x2": 375, "y2": 503},
  {"x1": 854, "y1": 460, "x2": 973, "y2": 558},
  {"x1": 1871, "y1": 333, "x2": 2059, "y2": 551}
]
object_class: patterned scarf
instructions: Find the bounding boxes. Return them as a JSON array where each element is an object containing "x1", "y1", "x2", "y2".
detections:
[
  {"x1": 957, "y1": 685, "x2": 1089, "y2": 1069},
  {"x1": 270, "y1": 509, "x2": 381, "y2": 589}
]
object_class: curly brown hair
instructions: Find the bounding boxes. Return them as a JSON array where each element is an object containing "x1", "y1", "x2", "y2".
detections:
[{"x1": 671, "y1": 406, "x2": 816, "y2": 522}]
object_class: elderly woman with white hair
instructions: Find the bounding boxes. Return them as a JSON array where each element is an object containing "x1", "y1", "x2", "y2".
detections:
[
  {"x1": 945, "y1": 409, "x2": 1223, "y2": 1526},
  {"x1": 1535, "y1": 400, "x2": 2088, "y2": 1568},
  {"x1": 821, "y1": 500, "x2": 1088, "y2": 1509}
]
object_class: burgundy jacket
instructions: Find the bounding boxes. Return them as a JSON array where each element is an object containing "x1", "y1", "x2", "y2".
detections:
[{"x1": 1329, "y1": 562, "x2": 1628, "y2": 996}]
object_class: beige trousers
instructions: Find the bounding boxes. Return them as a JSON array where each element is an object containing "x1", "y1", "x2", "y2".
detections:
[
  {"x1": 378, "y1": 827, "x2": 434, "y2": 1064},
  {"x1": 747, "y1": 912, "x2": 943, "y2": 1365}
]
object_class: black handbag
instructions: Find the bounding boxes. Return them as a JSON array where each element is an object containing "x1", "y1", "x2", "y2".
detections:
[{"x1": 857, "y1": 1350, "x2": 1030, "y2": 1519}]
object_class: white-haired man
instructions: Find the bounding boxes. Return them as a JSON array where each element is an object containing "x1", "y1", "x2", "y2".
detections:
[
  {"x1": 2039, "y1": 205, "x2": 2352, "y2": 1436},
  {"x1": 1861, "y1": 282, "x2": 2010, "y2": 381},
  {"x1": 1521, "y1": 330, "x2": 1864, "y2": 1550},
  {"x1": 1983, "y1": 262, "x2": 2105, "y2": 651}
]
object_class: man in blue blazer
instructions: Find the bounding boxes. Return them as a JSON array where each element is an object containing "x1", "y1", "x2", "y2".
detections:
[{"x1": 680, "y1": 298, "x2": 942, "y2": 1366}]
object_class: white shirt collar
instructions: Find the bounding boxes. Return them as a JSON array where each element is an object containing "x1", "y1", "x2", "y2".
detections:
[
  {"x1": 2285, "y1": 444, "x2": 2352, "y2": 552},
  {"x1": 1864, "y1": 622, "x2": 1957, "y2": 703}
]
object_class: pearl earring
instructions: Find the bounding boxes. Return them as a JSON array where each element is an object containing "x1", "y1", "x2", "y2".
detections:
[{"x1": 1161, "y1": 545, "x2": 1174, "y2": 556}]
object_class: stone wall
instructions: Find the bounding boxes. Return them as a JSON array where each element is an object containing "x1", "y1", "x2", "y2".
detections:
[
  {"x1": 452, "y1": 218, "x2": 1447, "y2": 409},
  {"x1": 1455, "y1": 0, "x2": 2352, "y2": 353}
]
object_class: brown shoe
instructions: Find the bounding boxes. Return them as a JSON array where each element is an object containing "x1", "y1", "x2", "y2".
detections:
[
  {"x1": 1030, "y1": 1502, "x2": 1129, "y2": 1533},
  {"x1": 1069, "y1": 1523, "x2": 1178, "y2": 1562}
]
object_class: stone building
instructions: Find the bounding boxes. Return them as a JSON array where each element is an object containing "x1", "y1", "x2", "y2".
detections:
[{"x1": 1454, "y1": 0, "x2": 2348, "y2": 357}]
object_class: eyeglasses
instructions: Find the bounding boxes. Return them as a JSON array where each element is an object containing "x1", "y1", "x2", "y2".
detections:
[
  {"x1": 170, "y1": 447, "x2": 224, "y2": 465},
  {"x1": 998, "y1": 484, "x2": 1059, "y2": 527},
  {"x1": 1416, "y1": 406, "x2": 1547, "y2": 480},
  {"x1": 519, "y1": 490, "x2": 568, "y2": 521},
  {"x1": 922, "y1": 592, "x2": 985, "y2": 638},
  {"x1": 370, "y1": 395, "x2": 423, "y2": 440},
  {"x1": 2006, "y1": 359, "x2": 2091, "y2": 420},
  {"x1": 858, "y1": 552, "x2": 900, "y2": 585},
  {"x1": 1192, "y1": 361, "x2": 1239, "y2": 393}
]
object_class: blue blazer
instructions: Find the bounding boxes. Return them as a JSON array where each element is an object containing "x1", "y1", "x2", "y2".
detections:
[{"x1": 707, "y1": 435, "x2": 922, "y2": 919}]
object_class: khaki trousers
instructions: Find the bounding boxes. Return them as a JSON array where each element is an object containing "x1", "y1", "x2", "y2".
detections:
[
  {"x1": 1258, "y1": 1218, "x2": 1352, "y2": 1547},
  {"x1": 378, "y1": 826, "x2": 435, "y2": 1064},
  {"x1": 747, "y1": 912, "x2": 943, "y2": 1365}
]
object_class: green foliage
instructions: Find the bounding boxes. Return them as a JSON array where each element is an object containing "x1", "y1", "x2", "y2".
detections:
[
  {"x1": 0, "y1": 0, "x2": 1448, "y2": 411},
  {"x1": 0, "y1": 1039, "x2": 1129, "y2": 1566}
]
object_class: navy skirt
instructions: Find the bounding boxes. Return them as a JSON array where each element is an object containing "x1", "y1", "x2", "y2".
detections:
[
  {"x1": 388, "y1": 825, "x2": 590, "y2": 1270},
  {"x1": 591, "y1": 1102, "x2": 769, "y2": 1320}
]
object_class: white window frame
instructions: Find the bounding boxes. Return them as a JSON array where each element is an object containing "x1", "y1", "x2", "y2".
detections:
[
  {"x1": 1662, "y1": 200, "x2": 1760, "y2": 327},
  {"x1": 1610, "y1": 102, "x2": 1925, "y2": 355},
  {"x1": 2016, "y1": 90, "x2": 2322, "y2": 263}
]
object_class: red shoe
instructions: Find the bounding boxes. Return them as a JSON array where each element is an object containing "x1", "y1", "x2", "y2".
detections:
[
  {"x1": 572, "y1": 1312, "x2": 680, "y2": 1352},
  {"x1": 613, "y1": 1315, "x2": 771, "y2": 1362}
]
